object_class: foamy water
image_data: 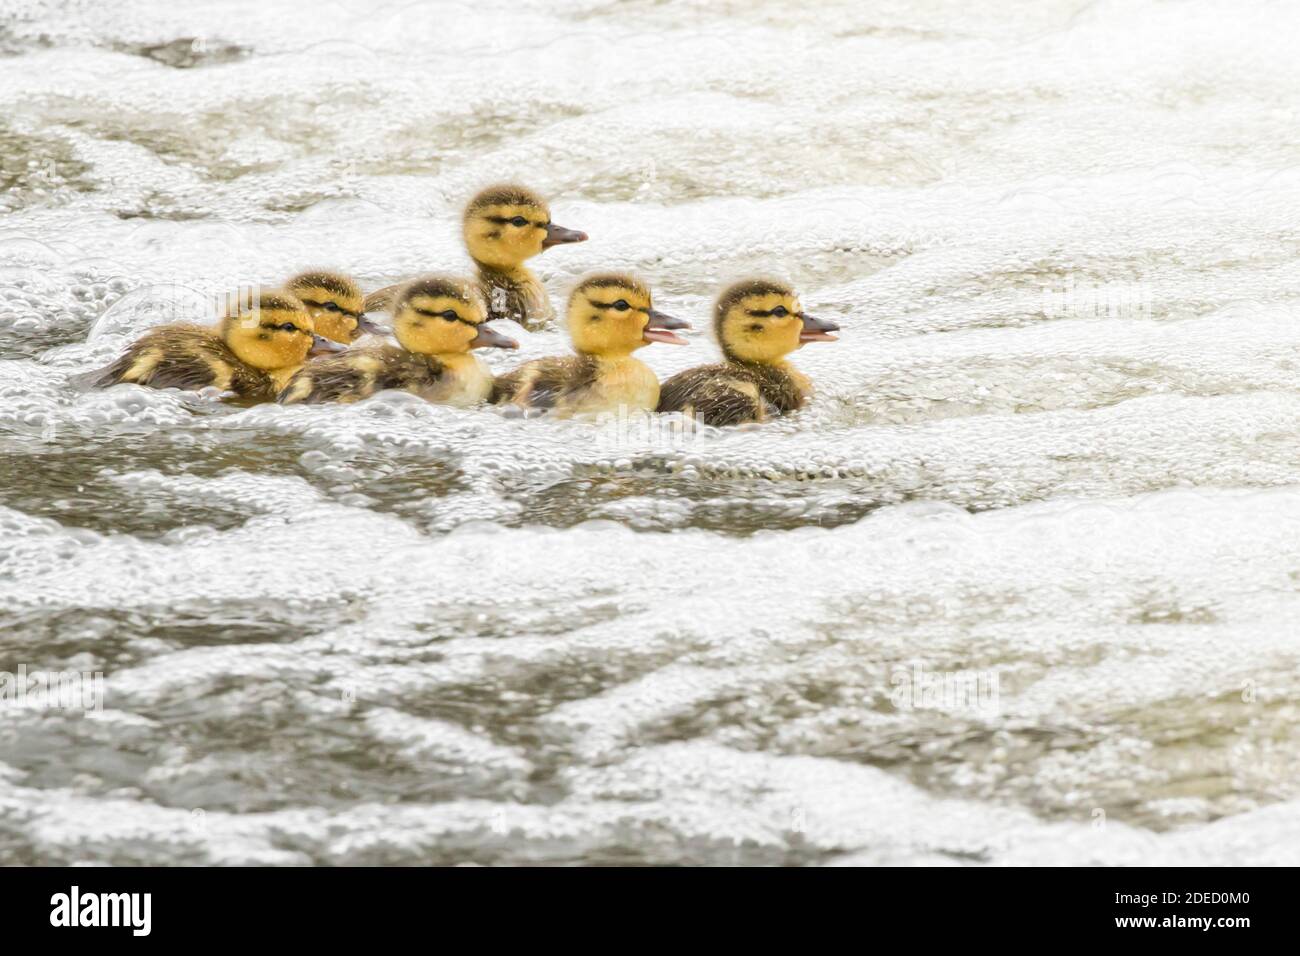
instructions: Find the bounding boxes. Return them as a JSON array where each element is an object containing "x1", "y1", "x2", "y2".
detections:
[{"x1": 2, "y1": 0, "x2": 1299, "y2": 865}]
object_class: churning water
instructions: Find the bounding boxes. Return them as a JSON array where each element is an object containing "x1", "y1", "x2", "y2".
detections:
[{"x1": 2, "y1": 0, "x2": 1300, "y2": 865}]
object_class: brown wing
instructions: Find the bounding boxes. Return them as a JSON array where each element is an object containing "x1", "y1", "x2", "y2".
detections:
[
  {"x1": 93, "y1": 326, "x2": 205, "y2": 388},
  {"x1": 90, "y1": 348, "x2": 151, "y2": 389},
  {"x1": 657, "y1": 365, "x2": 765, "y2": 426},
  {"x1": 491, "y1": 356, "x2": 595, "y2": 409},
  {"x1": 279, "y1": 346, "x2": 442, "y2": 404},
  {"x1": 752, "y1": 364, "x2": 807, "y2": 415},
  {"x1": 480, "y1": 270, "x2": 553, "y2": 330},
  {"x1": 279, "y1": 355, "x2": 371, "y2": 405},
  {"x1": 363, "y1": 284, "x2": 401, "y2": 314},
  {"x1": 90, "y1": 325, "x2": 273, "y2": 398}
]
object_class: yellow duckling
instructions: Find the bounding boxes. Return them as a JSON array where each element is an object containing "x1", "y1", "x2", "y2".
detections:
[
  {"x1": 492, "y1": 273, "x2": 690, "y2": 416},
  {"x1": 657, "y1": 279, "x2": 839, "y2": 425},
  {"x1": 91, "y1": 291, "x2": 343, "y2": 401},
  {"x1": 363, "y1": 183, "x2": 587, "y2": 330},
  {"x1": 279, "y1": 275, "x2": 517, "y2": 406},
  {"x1": 285, "y1": 270, "x2": 383, "y2": 343}
]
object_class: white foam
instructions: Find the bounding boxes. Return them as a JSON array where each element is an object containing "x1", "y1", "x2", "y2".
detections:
[{"x1": 3, "y1": 0, "x2": 1299, "y2": 864}]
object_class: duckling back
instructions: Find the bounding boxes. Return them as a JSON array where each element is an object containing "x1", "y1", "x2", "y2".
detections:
[
  {"x1": 361, "y1": 284, "x2": 400, "y2": 315},
  {"x1": 475, "y1": 268, "x2": 554, "y2": 327},
  {"x1": 279, "y1": 346, "x2": 496, "y2": 407},
  {"x1": 91, "y1": 325, "x2": 277, "y2": 400},
  {"x1": 657, "y1": 361, "x2": 806, "y2": 426},
  {"x1": 279, "y1": 345, "x2": 443, "y2": 405},
  {"x1": 492, "y1": 355, "x2": 601, "y2": 411}
]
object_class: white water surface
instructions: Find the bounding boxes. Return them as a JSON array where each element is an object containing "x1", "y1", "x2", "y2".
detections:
[{"x1": 2, "y1": 0, "x2": 1299, "y2": 865}]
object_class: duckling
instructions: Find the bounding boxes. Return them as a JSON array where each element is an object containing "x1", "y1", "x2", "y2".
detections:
[
  {"x1": 285, "y1": 270, "x2": 384, "y2": 343},
  {"x1": 363, "y1": 184, "x2": 587, "y2": 330},
  {"x1": 91, "y1": 291, "x2": 342, "y2": 401},
  {"x1": 492, "y1": 273, "x2": 690, "y2": 416},
  {"x1": 279, "y1": 275, "x2": 518, "y2": 406},
  {"x1": 656, "y1": 279, "x2": 839, "y2": 426}
]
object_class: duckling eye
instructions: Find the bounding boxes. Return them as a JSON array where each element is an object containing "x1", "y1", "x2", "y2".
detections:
[
  {"x1": 509, "y1": 216, "x2": 528, "y2": 227},
  {"x1": 771, "y1": 306, "x2": 789, "y2": 317},
  {"x1": 439, "y1": 310, "x2": 461, "y2": 321},
  {"x1": 277, "y1": 322, "x2": 299, "y2": 332},
  {"x1": 612, "y1": 300, "x2": 630, "y2": 312}
]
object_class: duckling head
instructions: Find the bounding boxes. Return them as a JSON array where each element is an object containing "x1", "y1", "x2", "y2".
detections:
[
  {"x1": 714, "y1": 279, "x2": 839, "y2": 364},
  {"x1": 462, "y1": 183, "x2": 587, "y2": 271},
  {"x1": 221, "y1": 291, "x2": 328, "y2": 371},
  {"x1": 285, "y1": 270, "x2": 380, "y2": 343},
  {"x1": 392, "y1": 275, "x2": 518, "y2": 355},
  {"x1": 567, "y1": 273, "x2": 690, "y2": 358}
]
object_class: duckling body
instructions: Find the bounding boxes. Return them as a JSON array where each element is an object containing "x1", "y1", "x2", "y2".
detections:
[
  {"x1": 493, "y1": 354, "x2": 661, "y2": 415},
  {"x1": 280, "y1": 275, "x2": 515, "y2": 406},
  {"x1": 363, "y1": 184, "x2": 586, "y2": 330},
  {"x1": 91, "y1": 324, "x2": 281, "y2": 399},
  {"x1": 657, "y1": 279, "x2": 839, "y2": 426},
  {"x1": 657, "y1": 360, "x2": 809, "y2": 426},
  {"x1": 91, "y1": 292, "x2": 325, "y2": 401},
  {"x1": 493, "y1": 273, "x2": 689, "y2": 417},
  {"x1": 280, "y1": 347, "x2": 495, "y2": 406}
]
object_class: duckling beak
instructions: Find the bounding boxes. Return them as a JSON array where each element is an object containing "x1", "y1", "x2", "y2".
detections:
[
  {"x1": 542, "y1": 223, "x2": 588, "y2": 249},
  {"x1": 310, "y1": 334, "x2": 348, "y2": 356},
  {"x1": 470, "y1": 325, "x2": 519, "y2": 350},
  {"x1": 642, "y1": 309, "x2": 691, "y2": 345},
  {"x1": 798, "y1": 313, "x2": 840, "y2": 343}
]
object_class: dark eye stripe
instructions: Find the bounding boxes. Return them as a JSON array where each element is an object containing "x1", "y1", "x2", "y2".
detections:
[
  {"x1": 588, "y1": 297, "x2": 646, "y2": 313},
  {"x1": 485, "y1": 216, "x2": 538, "y2": 227},
  {"x1": 413, "y1": 306, "x2": 478, "y2": 327},
  {"x1": 300, "y1": 298, "x2": 363, "y2": 320}
]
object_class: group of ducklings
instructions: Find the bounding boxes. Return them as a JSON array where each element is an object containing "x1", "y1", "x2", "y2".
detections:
[{"x1": 92, "y1": 184, "x2": 840, "y2": 426}]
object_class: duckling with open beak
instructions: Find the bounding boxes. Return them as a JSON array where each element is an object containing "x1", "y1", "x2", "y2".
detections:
[{"x1": 492, "y1": 272, "x2": 689, "y2": 416}]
